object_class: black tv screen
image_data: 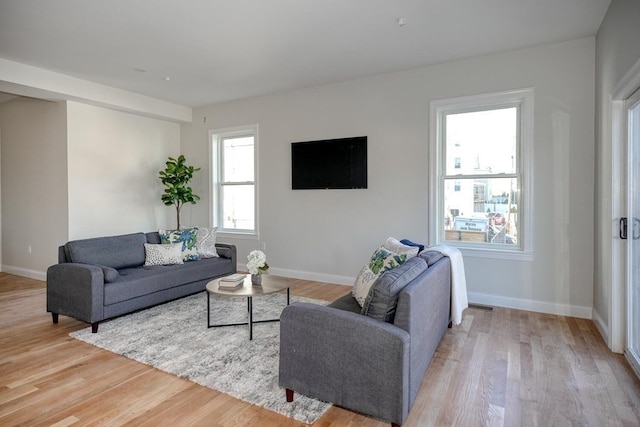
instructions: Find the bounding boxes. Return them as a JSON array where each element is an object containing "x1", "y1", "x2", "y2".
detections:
[{"x1": 291, "y1": 136, "x2": 367, "y2": 190}]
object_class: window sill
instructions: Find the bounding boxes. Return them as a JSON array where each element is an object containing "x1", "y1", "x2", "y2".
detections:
[
  {"x1": 217, "y1": 231, "x2": 259, "y2": 240},
  {"x1": 436, "y1": 243, "x2": 534, "y2": 262}
]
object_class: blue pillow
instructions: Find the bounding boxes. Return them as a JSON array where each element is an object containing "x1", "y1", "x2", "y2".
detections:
[{"x1": 400, "y1": 239, "x2": 424, "y2": 253}]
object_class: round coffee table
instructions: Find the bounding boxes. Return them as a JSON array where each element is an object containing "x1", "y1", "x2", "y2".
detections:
[{"x1": 206, "y1": 274, "x2": 291, "y2": 340}]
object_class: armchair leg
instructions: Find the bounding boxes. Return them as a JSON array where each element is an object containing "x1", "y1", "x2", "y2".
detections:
[
  {"x1": 286, "y1": 388, "x2": 294, "y2": 402},
  {"x1": 392, "y1": 423, "x2": 401, "y2": 427},
  {"x1": 91, "y1": 322, "x2": 99, "y2": 333},
  {"x1": 52, "y1": 313, "x2": 59, "y2": 324}
]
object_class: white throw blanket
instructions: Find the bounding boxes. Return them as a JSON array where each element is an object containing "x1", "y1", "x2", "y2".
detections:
[{"x1": 427, "y1": 245, "x2": 468, "y2": 325}]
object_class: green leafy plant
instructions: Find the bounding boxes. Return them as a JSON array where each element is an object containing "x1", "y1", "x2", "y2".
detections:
[{"x1": 159, "y1": 155, "x2": 201, "y2": 230}]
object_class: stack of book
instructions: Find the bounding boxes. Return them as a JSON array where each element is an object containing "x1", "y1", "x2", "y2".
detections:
[{"x1": 218, "y1": 274, "x2": 246, "y2": 289}]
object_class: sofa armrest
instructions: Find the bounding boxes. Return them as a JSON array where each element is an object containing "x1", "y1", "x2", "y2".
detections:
[
  {"x1": 215, "y1": 243, "x2": 237, "y2": 272},
  {"x1": 46, "y1": 263, "x2": 105, "y2": 325},
  {"x1": 279, "y1": 302, "x2": 410, "y2": 425}
]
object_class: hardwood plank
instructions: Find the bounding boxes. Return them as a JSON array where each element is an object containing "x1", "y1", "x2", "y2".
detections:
[{"x1": 1, "y1": 272, "x2": 640, "y2": 426}]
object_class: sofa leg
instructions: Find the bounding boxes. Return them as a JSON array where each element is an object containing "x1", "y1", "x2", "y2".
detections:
[
  {"x1": 448, "y1": 320, "x2": 453, "y2": 328},
  {"x1": 286, "y1": 388, "x2": 294, "y2": 402},
  {"x1": 392, "y1": 423, "x2": 401, "y2": 427},
  {"x1": 91, "y1": 322, "x2": 99, "y2": 333},
  {"x1": 52, "y1": 313, "x2": 59, "y2": 324}
]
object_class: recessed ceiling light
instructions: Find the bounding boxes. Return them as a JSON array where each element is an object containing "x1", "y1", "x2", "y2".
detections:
[
  {"x1": 397, "y1": 18, "x2": 406, "y2": 27},
  {"x1": 164, "y1": 76, "x2": 171, "y2": 81}
]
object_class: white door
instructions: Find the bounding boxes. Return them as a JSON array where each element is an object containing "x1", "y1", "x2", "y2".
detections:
[{"x1": 626, "y1": 86, "x2": 640, "y2": 375}]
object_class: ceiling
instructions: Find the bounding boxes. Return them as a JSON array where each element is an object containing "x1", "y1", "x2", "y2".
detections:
[{"x1": 0, "y1": 0, "x2": 611, "y2": 108}]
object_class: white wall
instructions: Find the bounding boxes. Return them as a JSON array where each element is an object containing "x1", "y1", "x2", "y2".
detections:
[
  {"x1": 0, "y1": 99, "x2": 181, "y2": 280},
  {"x1": 66, "y1": 102, "x2": 180, "y2": 239},
  {"x1": 182, "y1": 37, "x2": 596, "y2": 317},
  {"x1": 594, "y1": 0, "x2": 640, "y2": 349},
  {"x1": 0, "y1": 97, "x2": 69, "y2": 278}
]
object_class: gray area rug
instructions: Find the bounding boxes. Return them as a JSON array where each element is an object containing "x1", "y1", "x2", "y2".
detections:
[{"x1": 70, "y1": 291, "x2": 331, "y2": 424}]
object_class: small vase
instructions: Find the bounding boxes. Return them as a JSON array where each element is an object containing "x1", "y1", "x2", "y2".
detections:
[{"x1": 251, "y1": 274, "x2": 262, "y2": 286}]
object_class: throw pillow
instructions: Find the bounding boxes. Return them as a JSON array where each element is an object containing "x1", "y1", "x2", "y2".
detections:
[
  {"x1": 144, "y1": 243, "x2": 184, "y2": 266},
  {"x1": 383, "y1": 237, "x2": 419, "y2": 258},
  {"x1": 361, "y1": 257, "x2": 428, "y2": 322},
  {"x1": 399, "y1": 238, "x2": 425, "y2": 253},
  {"x1": 197, "y1": 226, "x2": 219, "y2": 258},
  {"x1": 159, "y1": 227, "x2": 200, "y2": 261},
  {"x1": 352, "y1": 246, "x2": 408, "y2": 307}
]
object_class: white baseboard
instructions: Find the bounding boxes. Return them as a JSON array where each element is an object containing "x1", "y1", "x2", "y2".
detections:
[
  {"x1": 2, "y1": 265, "x2": 46, "y2": 281},
  {"x1": 468, "y1": 291, "x2": 593, "y2": 319},
  {"x1": 592, "y1": 309, "x2": 611, "y2": 348},
  {"x1": 238, "y1": 263, "x2": 354, "y2": 286},
  {"x1": 239, "y1": 264, "x2": 594, "y2": 319}
]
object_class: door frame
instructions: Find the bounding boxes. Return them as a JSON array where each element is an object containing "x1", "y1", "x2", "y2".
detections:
[{"x1": 611, "y1": 58, "x2": 640, "y2": 353}]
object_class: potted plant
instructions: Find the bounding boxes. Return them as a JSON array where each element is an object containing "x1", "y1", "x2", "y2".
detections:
[{"x1": 159, "y1": 155, "x2": 201, "y2": 230}]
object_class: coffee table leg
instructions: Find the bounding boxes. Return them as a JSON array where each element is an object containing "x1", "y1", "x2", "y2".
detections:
[
  {"x1": 207, "y1": 291, "x2": 211, "y2": 327},
  {"x1": 248, "y1": 297, "x2": 253, "y2": 340}
]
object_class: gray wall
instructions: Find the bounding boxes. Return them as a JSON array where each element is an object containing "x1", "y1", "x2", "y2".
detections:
[
  {"x1": 594, "y1": 0, "x2": 640, "y2": 349},
  {"x1": 0, "y1": 98, "x2": 68, "y2": 277},
  {"x1": 0, "y1": 99, "x2": 181, "y2": 279},
  {"x1": 183, "y1": 37, "x2": 596, "y2": 318}
]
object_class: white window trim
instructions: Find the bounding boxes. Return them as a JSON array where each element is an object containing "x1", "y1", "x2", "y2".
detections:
[
  {"x1": 209, "y1": 124, "x2": 259, "y2": 239},
  {"x1": 429, "y1": 89, "x2": 534, "y2": 261}
]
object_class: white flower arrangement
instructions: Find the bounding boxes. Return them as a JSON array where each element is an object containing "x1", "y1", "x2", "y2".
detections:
[{"x1": 247, "y1": 250, "x2": 269, "y2": 275}]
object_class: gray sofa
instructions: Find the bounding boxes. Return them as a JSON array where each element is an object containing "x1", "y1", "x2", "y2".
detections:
[
  {"x1": 279, "y1": 251, "x2": 451, "y2": 427},
  {"x1": 47, "y1": 231, "x2": 236, "y2": 333}
]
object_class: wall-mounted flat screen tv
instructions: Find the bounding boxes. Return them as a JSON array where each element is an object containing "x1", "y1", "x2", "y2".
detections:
[{"x1": 291, "y1": 136, "x2": 367, "y2": 190}]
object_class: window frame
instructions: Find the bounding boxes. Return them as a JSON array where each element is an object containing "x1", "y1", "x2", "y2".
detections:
[
  {"x1": 429, "y1": 89, "x2": 534, "y2": 260},
  {"x1": 209, "y1": 124, "x2": 259, "y2": 238}
]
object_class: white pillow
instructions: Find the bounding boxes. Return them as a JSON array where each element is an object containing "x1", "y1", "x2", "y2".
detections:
[
  {"x1": 144, "y1": 243, "x2": 184, "y2": 266},
  {"x1": 383, "y1": 237, "x2": 419, "y2": 258},
  {"x1": 197, "y1": 226, "x2": 219, "y2": 258}
]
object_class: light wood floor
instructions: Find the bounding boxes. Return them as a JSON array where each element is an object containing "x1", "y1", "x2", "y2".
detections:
[{"x1": 2, "y1": 272, "x2": 640, "y2": 426}]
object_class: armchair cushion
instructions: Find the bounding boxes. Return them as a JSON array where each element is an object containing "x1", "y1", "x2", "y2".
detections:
[{"x1": 361, "y1": 257, "x2": 428, "y2": 322}]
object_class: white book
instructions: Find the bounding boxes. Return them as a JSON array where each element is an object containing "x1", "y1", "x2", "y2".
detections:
[{"x1": 219, "y1": 274, "x2": 245, "y2": 286}]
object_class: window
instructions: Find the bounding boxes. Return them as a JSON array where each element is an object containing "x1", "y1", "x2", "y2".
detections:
[
  {"x1": 210, "y1": 125, "x2": 257, "y2": 235},
  {"x1": 429, "y1": 89, "x2": 533, "y2": 257}
]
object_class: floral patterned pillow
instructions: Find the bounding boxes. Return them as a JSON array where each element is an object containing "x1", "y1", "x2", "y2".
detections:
[
  {"x1": 159, "y1": 227, "x2": 200, "y2": 262},
  {"x1": 352, "y1": 246, "x2": 408, "y2": 307}
]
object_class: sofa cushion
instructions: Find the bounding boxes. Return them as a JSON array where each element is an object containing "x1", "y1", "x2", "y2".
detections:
[
  {"x1": 100, "y1": 265, "x2": 120, "y2": 283},
  {"x1": 352, "y1": 246, "x2": 408, "y2": 307},
  {"x1": 144, "y1": 243, "x2": 184, "y2": 266},
  {"x1": 420, "y1": 250, "x2": 444, "y2": 266},
  {"x1": 65, "y1": 232, "x2": 147, "y2": 269},
  {"x1": 328, "y1": 294, "x2": 362, "y2": 314},
  {"x1": 197, "y1": 226, "x2": 219, "y2": 258},
  {"x1": 382, "y1": 237, "x2": 419, "y2": 258},
  {"x1": 361, "y1": 257, "x2": 428, "y2": 323},
  {"x1": 103, "y1": 257, "x2": 233, "y2": 305},
  {"x1": 159, "y1": 228, "x2": 200, "y2": 261}
]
